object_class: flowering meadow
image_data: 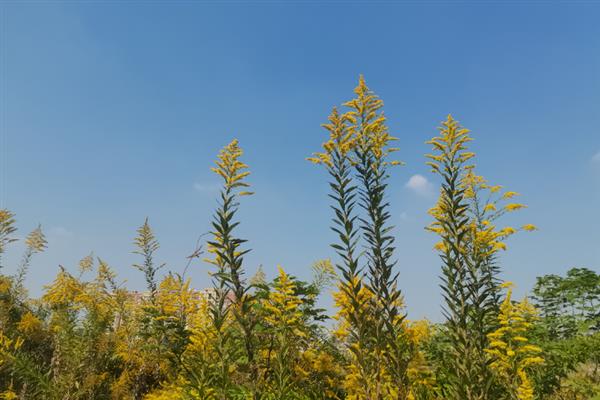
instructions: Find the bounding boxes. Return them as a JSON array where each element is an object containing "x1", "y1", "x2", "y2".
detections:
[{"x1": 1, "y1": 77, "x2": 598, "y2": 400}]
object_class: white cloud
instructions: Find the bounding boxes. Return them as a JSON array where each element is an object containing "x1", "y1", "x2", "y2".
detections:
[
  {"x1": 46, "y1": 226, "x2": 74, "y2": 246},
  {"x1": 49, "y1": 226, "x2": 73, "y2": 237},
  {"x1": 592, "y1": 150, "x2": 600, "y2": 164},
  {"x1": 399, "y1": 211, "x2": 408, "y2": 221},
  {"x1": 405, "y1": 174, "x2": 434, "y2": 196},
  {"x1": 193, "y1": 182, "x2": 220, "y2": 193}
]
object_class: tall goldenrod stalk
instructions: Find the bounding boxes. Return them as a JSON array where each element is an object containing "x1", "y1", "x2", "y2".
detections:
[
  {"x1": 133, "y1": 218, "x2": 164, "y2": 302},
  {"x1": 346, "y1": 77, "x2": 409, "y2": 398},
  {"x1": 426, "y1": 115, "x2": 536, "y2": 399},
  {"x1": 126, "y1": 219, "x2": 185, "y2": 398},
  {"x1": 205, "y1": 139, "x2": 258, "y2": 398},
  {"x1": 310, "y1": 105, "x2": 378, "y2": 397},
  {"x1": 485, "y1": 283, "x2": 544, "y2": 400},
  {"x1": 15, "y1": 226, "x2": 47, "y2": 295},
  {"x1": 461, "y1": 171, "x2": 536, "y2": 329},
  {"x1": 426, "y1": 115, "x2": 494, "y2": 399},
  {"x1": 262, "y1": 266, "x2": 305, "y2": 398},
  {"x1": 0, "y1": 209, "x2": 17, "y2": 270},
  {"x1": 310, "y1": 76, "x2": 410, "y2": 399}
]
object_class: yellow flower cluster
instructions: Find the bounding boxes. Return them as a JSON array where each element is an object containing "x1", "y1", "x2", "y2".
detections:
[
  {"x1": 405, "y1": 320, "x2": 437, "y2": 398},
  {"x1": 342, "y1": 353, "x2": 400, "y2": 400},
  {"x1": 307, "y1": 107, "x2": 356, "y2": 167},
  {"x1": 263, "y1": 266, "x2": 304, "y2": 330},
  {"x1": 309, "y1": 76, "x2": 402, "y2": 168},
  {"x1": 24, "y1": 226, "x2": 47, "y2": 253},
  {"x1": 332, "y1": 277, "x2": 375, "y2": 340},
  {"x1": 211, "y1": 139, "x2": 253, "y2": 196},
  {"x1": 0, "y1": 332, "x2": 25, "y2": 400},
  {"x1": 426, "y1": 114, "x2": 473, "y2": 174},
  {"x1": 486, "y1": 283, "x2": 544, "y2": 400},
  {"x1": 428, "y1": 146, "x2": 537, "y2": 257},
  {"x1": 205, "y1": 139, "x2": 253, "y2": 269},
  {"x1": 0, "y1": 209, "x2": 17, "y2": 255},
  {"x1": 42, "y1": 268, "x2": 84, "y2": 309},
  {"x1": 426, "y1": 115, "x2": 475, "y2": 253},
  {"x1": 0, "y1": 276, "x2": 11, "y2": 294},
  {"x1": 16, "y1": 312, "x2": 42, "y2": 335},
  {"x1": 155, "y1": 274, "x2": 195, "y2": 319},
  {"x1": 295, "y1": 347, "x2": 344, "y2": 398},
  {"x1": 186, "y1": 292, "x2": 214, "y2": 351},
  {"x1": 0, "y1": 331, "x2": 24, "y2": 367},
  {"x1": 463, "y1": 170, "x2": 536, "y2": 255},
  {"x1": 344, "y1": 75, "x2": 399, "y2": 162},
  {"x1": 332, "y1": 279, "x2": 434, "y2": 400}
]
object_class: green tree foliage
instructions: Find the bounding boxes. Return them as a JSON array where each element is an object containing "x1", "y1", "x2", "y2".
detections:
[{"x1": 530, "y1": 268, "x2": 600, "y2": 399}]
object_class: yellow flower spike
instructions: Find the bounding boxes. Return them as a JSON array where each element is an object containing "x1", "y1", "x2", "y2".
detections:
[
  {"x1": 503, "y1": 191, "x2": 520, "y2": 199},
  {"x1": 521, "y1": 224, "x2": 538, "y2": 232},
  {"x1": 343, "y1": 76, "x2": 402, "y2": 164},
  {"x1": 1, "y1": 389, "x2": 18, "y2": 400},
  {"x1": 505, "y1": 203, "x2": 526, "y2": 212},
  {"x1": 492, "y1": 242, "x2": 507, "y2": 251},
  {"x1": 425, "y1": 161, "x2": 440, "y2": 173},
  {"x1": 517, "y1": 369, "x2": 535, "y2": 400},
  {"x1": 0, "y1": 208, "x2": 18, "y2": 255},
  {"x1": 25, "y1": 225, "x2": 47, "y2": 253},
  {"x1": 433, "y1": 242, "x2": 447, "y2": 252},
  {"x1": 17, "y1": 312, "x2": 42, "y2": 334},
  {"x1": 501, "y1": 227, "x2": 517, "y2": 236},
  {"x1": 211, "y1": 139, "x2": 252, "y2": 194},
  {"x1": 487, "y1": 283, "x2": 543, "y2": 400},
  {"x1": 483, "y1": 203, "x2": 497, "y2": 212},
  {"x1": 78, "y1": 253, "x2": 94, "y2": 273},
  {"x1": 308, "y1": 107, "x2": 357, "y2": 167},
  {"x1": 264, "y1": 266, "x2": 303, "y2": 328}
]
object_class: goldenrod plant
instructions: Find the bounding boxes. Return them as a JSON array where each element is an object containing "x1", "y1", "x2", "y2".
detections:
[
  {"x1": 0, "y1": 210, "x2": 17, "y2": 270},
  {"x1": 485, "y1": 283, "x2": 544, "y2": 400},
  {"x1": 114, "y1": 220, "x2": 179, "y2": 399},
  {"x1": 204, "y1": 139, "x2": 259, "y2": 399},
  {"x1": 345, "y1": 77, "x2": 411, "y2": 399},
  {"x1": 310, "y1": 106, "x2": 376, "y2": 397},
  {"x1": 261, "y1": 267, "x2": 305, "y2": 398},
  {"x1": 2, "y1": 79, "x2": 598, "y2": 400},
  {"x1": 310, "y1": 76, "x2": 412, "y2": 399},
  {"x1": 14, "y1": 226, "x2": 46, "y2": 298},
  {"x1": 426, "y1": 115, "x2": 541, "y2": 400},
  {"x1": 133, "y1": 218, "x2": 164, "y2": 301}
]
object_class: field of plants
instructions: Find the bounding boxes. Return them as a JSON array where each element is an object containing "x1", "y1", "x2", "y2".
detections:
[{"x1": 0, "y1": 77, "x2": 598, "y2": 400}]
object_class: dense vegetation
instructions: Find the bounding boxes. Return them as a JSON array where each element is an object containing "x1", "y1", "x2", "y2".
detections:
[{"x1": 0, "y1": 77, "x2": 598, "y2": 400}]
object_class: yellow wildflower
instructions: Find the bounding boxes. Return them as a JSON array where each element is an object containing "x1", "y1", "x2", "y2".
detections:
[
  {"x1": 503, "y1": 191, "x2": 520, "y2": 199},
  {"x1": 521, "y1": 224, "x2": 538, "y2": 232},
  {"x1": 211, "y1": 139, "x2": 253, "y2": 195},
  {"x1": 483, "y1": 203, "x2": 497, "y2": 212},
  {"x1": 25, "y1": 225, "x2": 47, "y2": 253},
  {"x1": 505, "y1": 203, "x2": 526, "y2": 212},
  {"x1": 17, "y1": 312, "x2": 42, "y2": 334}
]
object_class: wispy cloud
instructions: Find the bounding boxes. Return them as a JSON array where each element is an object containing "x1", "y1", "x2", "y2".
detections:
[
  {"x1": 49, "y1": 226, "x2": 73, "y2": 237},
  {"x1": 405, "y1": 174, "x2": 434, "y2": 196},
  {"x1": 193, "y1": 182, "x2": 220, "y2": 194},
  {"x1": 592, "y1": 150, "x2": 600, "y2": 164}
]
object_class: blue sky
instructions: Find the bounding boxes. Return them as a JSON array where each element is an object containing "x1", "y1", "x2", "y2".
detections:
[{"x1": 1, "y1": 2, "x2": 599, "y2": 320}]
